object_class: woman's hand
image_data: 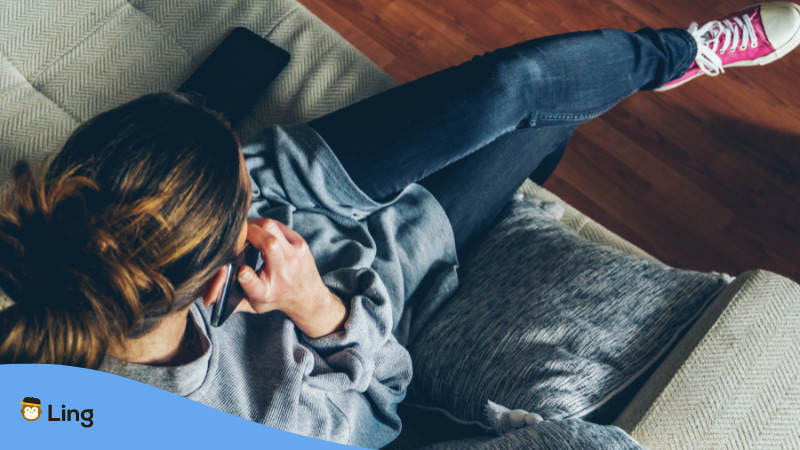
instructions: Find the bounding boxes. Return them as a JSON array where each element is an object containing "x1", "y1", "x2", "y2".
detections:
[{"x1": 235, "y1": 218, "x2": 348, "y2": 338}]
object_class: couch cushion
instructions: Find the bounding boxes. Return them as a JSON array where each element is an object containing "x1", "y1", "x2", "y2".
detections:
[
  {"x1": 405, "y1": 197, "x2": 728, "y2": 428},
  {"x1": 0, "y1": 0, "x2": 398, "y2": 189},
  {"x1": 0, "y1": 54, "x2": 78, "y2": 181},
  {"x1": 0, "y1": 0, "x2": 193, "y2": 124}
]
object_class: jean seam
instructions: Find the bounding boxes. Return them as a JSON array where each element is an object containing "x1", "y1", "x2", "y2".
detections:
[{"x1": 536, "y1": 104, "x2": 615, "y2": 123}]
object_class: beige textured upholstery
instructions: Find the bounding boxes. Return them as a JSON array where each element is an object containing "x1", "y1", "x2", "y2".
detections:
[
  {"x1": 617, "y1": 270, "x2": 800, "y2": 449},
  {"x1": 2, "y1": 1, "x2": 800, "y2": 448}
]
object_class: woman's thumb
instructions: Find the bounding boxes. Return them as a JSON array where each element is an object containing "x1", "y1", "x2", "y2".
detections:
[{"x1": 238, "y1": 266, "x2": 267, "y2": 302}]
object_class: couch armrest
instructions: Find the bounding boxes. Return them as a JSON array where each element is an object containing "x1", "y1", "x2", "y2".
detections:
[{"x1": 614, "y1": 270, "x2": 800, "y2": 448}]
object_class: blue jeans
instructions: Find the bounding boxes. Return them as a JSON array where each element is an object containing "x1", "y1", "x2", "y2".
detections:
[{"x1": 309, "y1": 28, "x2": 696, "y2": 255}]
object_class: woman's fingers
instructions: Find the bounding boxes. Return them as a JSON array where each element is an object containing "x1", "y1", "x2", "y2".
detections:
[
  {"x1": 241, "y1": 221, "x2": 286, "y2": 311},
  {"x1": 248, "y1": 218, "x2": 290, "y2": 246},
  {"x1": 247, "y1": 222, "x2": 287, "y2": 269},
  {"x1": 237, "y1": 217, "x2": 326, "y2": 321},
  {"x1": 270, "y1": 219, "x2": 305, "y2": 247}
]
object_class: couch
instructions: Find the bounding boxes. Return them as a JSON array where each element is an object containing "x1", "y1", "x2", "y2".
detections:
[{"x1": 2, "y1": 1, "x2": 799, "y2": 448}]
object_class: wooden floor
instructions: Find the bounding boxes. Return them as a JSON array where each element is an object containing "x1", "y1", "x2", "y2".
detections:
[{"x1": 299, "y1": 0, "x2": 800, "y2": 282}]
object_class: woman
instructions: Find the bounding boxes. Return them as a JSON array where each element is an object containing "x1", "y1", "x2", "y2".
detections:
[{"x1": 1, "y1": 3, "x2": 798, "y2": 447}]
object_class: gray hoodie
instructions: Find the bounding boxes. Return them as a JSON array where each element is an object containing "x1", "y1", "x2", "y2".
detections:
[{"x1": 100, "y1": 124, "x2": 460, "y2": 448}]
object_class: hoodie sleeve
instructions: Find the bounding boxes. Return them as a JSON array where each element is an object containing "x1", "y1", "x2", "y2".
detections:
[{"x1": 293, "y1": 267, "x2": 414, "y2": 448}]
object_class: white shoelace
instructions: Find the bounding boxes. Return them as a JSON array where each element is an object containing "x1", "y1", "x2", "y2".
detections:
[{"x1": 688, "y1": 13, "x2": 759, "y2": 76}]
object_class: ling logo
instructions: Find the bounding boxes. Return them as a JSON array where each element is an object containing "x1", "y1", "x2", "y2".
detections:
[
  {"x1": 20, "y1": 397, "x2": 42, "y2": 421},
  {"x1": 19, "y1": 396, "x2": 94, "y2": 427}
]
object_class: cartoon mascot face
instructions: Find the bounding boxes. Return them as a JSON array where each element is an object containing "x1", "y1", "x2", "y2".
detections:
[{"x1": 20, "y1": 397, "x2": 42, "y2": 421}]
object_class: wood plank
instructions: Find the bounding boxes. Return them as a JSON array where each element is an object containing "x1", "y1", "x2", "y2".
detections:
[{"x1": 299, "y1": 0, "x2": 397, "y2": 68}]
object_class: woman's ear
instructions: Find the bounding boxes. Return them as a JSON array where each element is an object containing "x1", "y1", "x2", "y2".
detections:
[{"x1": 202, "y1": 267, "x2": 229, "y2": 307}]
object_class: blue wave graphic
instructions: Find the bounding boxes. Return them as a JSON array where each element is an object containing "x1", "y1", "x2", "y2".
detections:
[{"x1": 1, "y1": 364, "x2": 359, "y2": 449}]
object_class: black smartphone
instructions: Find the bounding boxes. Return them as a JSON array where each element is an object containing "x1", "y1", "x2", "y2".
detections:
[
  {"x1": 178, "y1": 27, "x2": 290, "y2": 125},
  {"x1": 211, "y1": 243, "x2": 263, "y2": 327}
]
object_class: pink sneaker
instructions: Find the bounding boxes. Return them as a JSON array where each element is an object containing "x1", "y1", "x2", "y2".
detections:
[{"x1": 657, "y1": 2, "x2": 800, "y2": 91}]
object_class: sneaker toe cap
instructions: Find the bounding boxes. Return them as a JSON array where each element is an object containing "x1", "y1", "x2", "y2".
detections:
[{"x1": 761, "y1": 2, "x2": 800, "y2": 49}]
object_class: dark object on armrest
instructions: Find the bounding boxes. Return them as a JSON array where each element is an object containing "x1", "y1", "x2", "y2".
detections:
[{"x1": 178, "y1": 27, "x2": 290, "y2": 125}]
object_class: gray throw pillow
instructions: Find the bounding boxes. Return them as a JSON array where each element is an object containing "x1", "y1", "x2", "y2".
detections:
[
  {"x1": 417, "y1": 419, "x2": 645, "y2": 450},
  {"x1": 405, "y1": 197, "x2": 728, "y2": 426}
]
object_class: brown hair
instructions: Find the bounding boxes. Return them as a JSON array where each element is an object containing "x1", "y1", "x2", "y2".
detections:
[{"x1": 0, "y1": 92, "x2": 249, "y2": 368}]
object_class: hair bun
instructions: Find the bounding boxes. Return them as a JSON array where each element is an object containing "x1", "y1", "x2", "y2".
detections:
[
  {"x1": 6, "y1": 162, "x2": 104, "y2": 305},
  {"x1": 0, "y1": 161, "x2": 133, "y2": 367}
]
